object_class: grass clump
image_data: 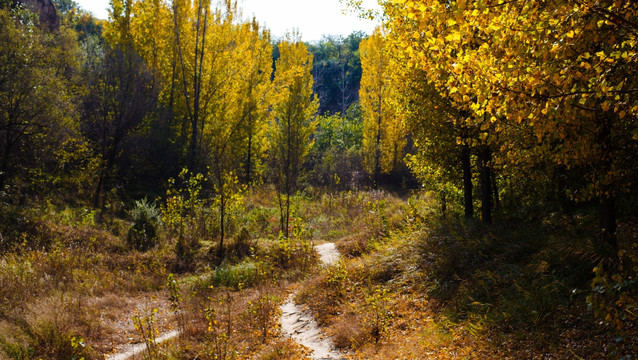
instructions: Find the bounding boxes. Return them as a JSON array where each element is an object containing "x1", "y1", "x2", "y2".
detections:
[{"x1": 209, "y1": 259, "x2": 261, "y2": 289}]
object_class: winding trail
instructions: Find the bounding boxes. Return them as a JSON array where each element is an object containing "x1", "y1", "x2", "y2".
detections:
[
  {"x1": 279, "y1": 242, "x2": 347, "y2": 360},
  {"x1": 105, "y1": 330, "x2": 179, "y2": 360},
  {"x1": 106, "y1": 242, "x2": 345, "y2": 359}
]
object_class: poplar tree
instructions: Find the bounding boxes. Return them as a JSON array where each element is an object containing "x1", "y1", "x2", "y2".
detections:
[
  {"x1": 271, "y1": 35, "x2": 319, "y2": 238},
  {"x1": 360, "y1": 28, "x2": 406, "y2": 186}
]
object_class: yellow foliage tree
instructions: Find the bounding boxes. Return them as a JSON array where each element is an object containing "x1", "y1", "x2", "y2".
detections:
[
  {"x1": 271, "y1": 34, "x2": 319, "y2": 238},
  {"x1": 359, "y1": 28, "x2": 406, "y2": 186}
]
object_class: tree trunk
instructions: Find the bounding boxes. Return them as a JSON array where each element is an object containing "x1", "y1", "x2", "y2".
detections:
[
  {"x1": 440, "y1": 191, "x2": 447, "y2": 218},
  {"x1": 479, "y1": 145, "x2": 492, "y2": 225},
  {"x1": 599, "y1": 194, "x2": 617, "y2": 251},
  {"x1": 461, "y1": 144, "x2": 473, "y2": 218},
  {"x1": 246, "y1": 131, "x2": 252, "y2": 184},
  {"x1": 285, "y1": 192, "x2": 290, "y2": 239},
  {"x1": 217, "y1": 189, "x2": 225, "y2": 259},
  {"x1": 93, "y1": 144, "x2": 117, "y2": 209},
  {"x1": 374, "y1": 99, "x2": 382, "y2": 188},
  {"x1": 0, "y1": 136, "x2": 13, "y2": 189},
  {"x1": 277, "y1": 191, "x2": 285, "y2": 237},
  {"x1": 492, "y1": 172, "x2": 500, "y2": 210},
  {"x1": 598, "y1": 112, "x2": 617, "y2": 253}
]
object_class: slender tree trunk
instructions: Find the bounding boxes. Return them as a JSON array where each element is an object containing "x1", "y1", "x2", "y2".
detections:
[
  {"x1": 461, "y1": 144, "x2": 473, "y2": 218},
  {"x1": 93, "y1": 173, "x2": 104, "y2": 209},
  {"x1": 479, "y1": 145, "x2": 493, "y2": 225},
  {"x1": 93, "y1": 143, "x2": 117, "y2": 209},
  {"x1": 278, "y1": 190, "x2": 285, "y2": 236},
  {"x1": 218, "y1": 186, "x2": 225, "y2": 259},
  {"x1": 246, "y1": 131, "x2": 252, "y2": 184},
  {"x1": 440, "y1": 191, "x2": 447, "y2": 218},
  {"x1": 285, "y1": 192, "x2": 290, "y2": 239},
  {"x1": 598, "y1": 112, "x2": 617, "y2": 252},
  {"x1": 0, "y1": 137, "x2": 13, "y2": 188},
  {"x1": 492, "y1": 173, "x2": 500, "y2": 210},
  {"x1": 375, "y1": 115, "x2": 381, "y2": 188},
  {"x1": 599, "y1": 195, "x2": 617, "y2": 251}
]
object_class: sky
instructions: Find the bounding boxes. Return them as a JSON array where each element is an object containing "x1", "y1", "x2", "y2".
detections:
[{"x1": 73, "y1": 0, "x2": 381, "y2": 42}]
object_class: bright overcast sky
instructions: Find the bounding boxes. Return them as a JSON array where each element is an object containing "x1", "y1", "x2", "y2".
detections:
[{"x1": 73, "y1": 0, "x2": 381, "y2": 42}]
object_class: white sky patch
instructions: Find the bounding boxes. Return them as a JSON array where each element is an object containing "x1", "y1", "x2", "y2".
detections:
[{"x1": 72, "y1": 0, "x2": 381, "y2": 42}]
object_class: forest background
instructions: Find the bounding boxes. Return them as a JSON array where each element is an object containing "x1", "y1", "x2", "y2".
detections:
[{"x1": 0, "y1": 0, "x2": 636, "y2": 358}]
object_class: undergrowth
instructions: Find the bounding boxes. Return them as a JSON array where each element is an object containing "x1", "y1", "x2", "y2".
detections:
[
  {"x1": 2, "y1": 187, "x2": 633, "y2": 359},
  {"x1": 299, "y1": 192, "x2": 637, "y2": 359}
]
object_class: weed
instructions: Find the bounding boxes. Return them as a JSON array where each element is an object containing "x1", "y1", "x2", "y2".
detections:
[
  {"x1": 363, "y1": 286, "x2": 394, "y2": 343},
  {"x1": 326, "y1": 260, "x2": 348, "y2": 299},
  {"x1": 245, "y1": 292, "x2": 280, "y2": 342},
  {"x1": 225, "y1": 227, "x2": 254, "y2": 261},
  {"x1": 268, "y1": 231, "x2": 315, "y2": 274},
  {"x1": 204, "y1": 290, "x2": 236, "y2": 360},
  {"x1": 0, "y1": 338, "x2": 36, "y2": 360},
  {"x1": 132, "y1": 308, "x2": 160, "y2": 360},
  {"x1": 167, "y1": 274, "x2": 186, "y2": 334}
]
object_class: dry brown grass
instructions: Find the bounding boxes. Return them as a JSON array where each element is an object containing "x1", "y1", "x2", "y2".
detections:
[
  {"x1": 254, "y1": 338, "x2": 311, "y2": 359},
  {"x1": 328, "y1": 311, "x2": 369, "y2": 350},
  {"x1": 336, "y1": 234, "x2": 370, "y2": 258}
]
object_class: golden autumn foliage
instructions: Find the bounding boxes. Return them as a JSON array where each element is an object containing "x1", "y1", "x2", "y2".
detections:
[
  {"x1": 360, "y1": 28, "x2": 407, "y2": 183},
  {"x1": 378, "y1": 0, "x2": 638, "y2": 241},
  {"x1": 271, "y1": 34, "x2": 319, "y2": 238}
]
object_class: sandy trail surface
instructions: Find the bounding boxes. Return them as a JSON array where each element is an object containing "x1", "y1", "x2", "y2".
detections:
[
  {"x1": 279, "y1": 242, "x2": 346, "y2": 360},
  {"x1": 105, "y1": 330, "x2": 179, "y2": 360}
]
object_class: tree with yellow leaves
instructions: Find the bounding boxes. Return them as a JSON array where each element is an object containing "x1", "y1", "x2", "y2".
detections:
[
  {"x1": 271, "y1": 34, "x2": 319, "y2": 238},
  {"x1": 234, "y1": 19, "x2": 274, "y2": 185},
  {"x1": 360, "y1": 28, "x2": 406, "y2": 186}
]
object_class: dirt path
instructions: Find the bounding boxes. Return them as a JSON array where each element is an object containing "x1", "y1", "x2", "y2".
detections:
[
  {"x1": 105, "y1": 330, "x2": 179, "y2": 360},
  {"x1": 279, "y1": 242, "x2": 346, "y2": 360},
  {"x1": 106, "y1": 243, "x2": 345, "y2": 359},
  {"x1": 101, "y1": 293, "x2": 178, "y2": 360}
]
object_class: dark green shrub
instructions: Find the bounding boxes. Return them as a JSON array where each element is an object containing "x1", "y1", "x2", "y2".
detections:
[{"x1": 127, "y1": 198, "x2": 161, "y2": 251}]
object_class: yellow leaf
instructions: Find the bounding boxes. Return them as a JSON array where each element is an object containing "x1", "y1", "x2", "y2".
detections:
[
  {"x1": 566, "y1": 30, "x2": 574, "y2": 38},
  {"x1": 445, "y1": 32, "x2": 461, "y2": 42}
]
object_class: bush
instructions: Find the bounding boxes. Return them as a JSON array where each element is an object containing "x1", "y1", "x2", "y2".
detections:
[{"x1": 127, "y1": 198, "x2": 161, "y2": 251}]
